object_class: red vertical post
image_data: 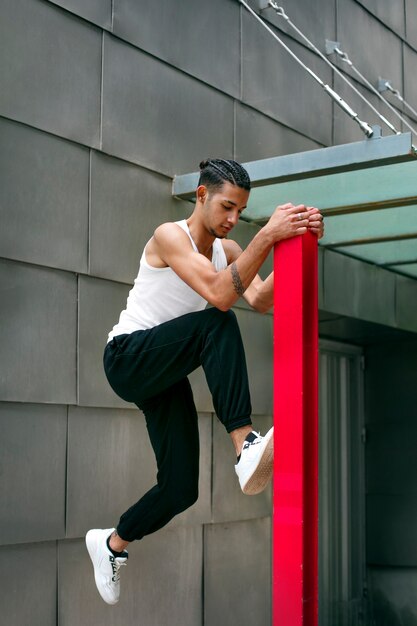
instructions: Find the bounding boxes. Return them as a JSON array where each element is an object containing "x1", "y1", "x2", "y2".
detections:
[{"x1": 273, "y1": 232, "x2": 318, "y2": 626}]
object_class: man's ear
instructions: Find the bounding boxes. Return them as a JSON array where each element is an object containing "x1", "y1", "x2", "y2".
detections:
[{"x1": 196, "y1": 185, "x2": 208, "y2": 204}]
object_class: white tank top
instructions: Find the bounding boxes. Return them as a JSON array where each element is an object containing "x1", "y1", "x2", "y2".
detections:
[{"x1": 108, "y1": 220, "x2": 228, "y2": 340}]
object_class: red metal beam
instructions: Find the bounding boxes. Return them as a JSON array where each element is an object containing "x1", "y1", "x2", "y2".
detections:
[{"x1": 273, "y1": 233, "x2": 319, "y2": 625}]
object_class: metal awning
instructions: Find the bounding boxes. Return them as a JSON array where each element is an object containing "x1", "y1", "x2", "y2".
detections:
[{"x1": 173, "y1": 132, "x2": 417, "y2": 279}]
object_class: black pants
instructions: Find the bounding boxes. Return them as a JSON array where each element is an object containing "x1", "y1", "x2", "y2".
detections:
[{"x1": 103, "y1": 307, "x2": 252, "y2": 542}]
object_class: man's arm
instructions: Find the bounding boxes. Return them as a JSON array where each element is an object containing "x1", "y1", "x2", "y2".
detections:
[
  {"x1": 152, "y1": 204, "x2": 310, "y2": 311},
  {"x1": 226, "y1": 206, "x2": 324, "y2": 313},
  {"x1": 222, "y1": 239, "x2": 273, "y2": 313}
]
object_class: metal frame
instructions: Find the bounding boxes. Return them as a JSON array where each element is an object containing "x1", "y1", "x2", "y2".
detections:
[{"x1": 172, "y1": 133, "x2": 416, "y2": 199}]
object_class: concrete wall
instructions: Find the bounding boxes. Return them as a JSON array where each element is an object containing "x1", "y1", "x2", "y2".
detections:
[{"x1": 1, "y1": 0, "x2": 417, "y2": 624}]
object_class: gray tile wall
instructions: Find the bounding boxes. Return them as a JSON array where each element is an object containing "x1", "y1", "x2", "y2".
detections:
[
  {"x1": 113, "y1": 0, "x2": 241, "y2": 98},
  {"x1": 0, "y1": 0, "x2": 102, "y2": 145},
  {"x1": 1, "y1": 0, "x2": 417, "y2": 624}
]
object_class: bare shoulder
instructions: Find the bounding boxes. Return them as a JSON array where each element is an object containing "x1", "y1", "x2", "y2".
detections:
[
  {"x1": 147, "y1": 222, "x2": 192, "y2": 267},
  {"x1": 154, "y1": 221, "x2": 186, "y2": 241},
  {"x1": 153, "y1": 221, "x2": 192, "y2": 249},
  {"x1": 221, "y1": 238, "x2": 243, "y2": 264}
]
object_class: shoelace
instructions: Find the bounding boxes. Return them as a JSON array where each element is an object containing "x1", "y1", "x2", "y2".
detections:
[{"x1": 111, "y1": 558, "x2": 127, "y2": 583}]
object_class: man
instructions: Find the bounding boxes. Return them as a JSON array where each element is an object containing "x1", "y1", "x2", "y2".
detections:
[{"x1": 86, "y1": 158, "x2": 324, "y2": 605}]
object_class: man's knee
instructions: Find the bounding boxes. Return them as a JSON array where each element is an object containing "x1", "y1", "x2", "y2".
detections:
[{"x1": 205, "y1": 307, "x2": 238, "y2": 333}]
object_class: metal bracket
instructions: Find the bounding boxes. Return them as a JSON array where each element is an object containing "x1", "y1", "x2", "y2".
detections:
[
  {"x1": 370, "y1": 125, "x2": 382, "y2": 139},
  {"x1": 377, "y1": 77, "x2": 389, "y2": 93},
  {"x1": 325, "y1": 39, "x2": 340, "y2": 55},
  {"x1": 378, "y1": 78, "x2": 402, "y2": 100}
]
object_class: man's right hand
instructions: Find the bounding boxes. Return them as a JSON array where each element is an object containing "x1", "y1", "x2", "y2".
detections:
[{"x1": 265, "y1": 203, "x2": 309, "y2": 242}]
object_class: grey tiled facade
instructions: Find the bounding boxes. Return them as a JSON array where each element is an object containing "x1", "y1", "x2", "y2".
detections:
[{"x1": 1, "y1": 0, "x2": 417, "y2": 624}]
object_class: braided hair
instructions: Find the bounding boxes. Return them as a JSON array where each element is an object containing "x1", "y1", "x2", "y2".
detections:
[{"x1": 198, "y1": 158, "x2": 251, "y2": 194}]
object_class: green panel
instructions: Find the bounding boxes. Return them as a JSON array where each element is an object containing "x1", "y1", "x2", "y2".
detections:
[
  {"x1": 173, "y1": 134, "x2": 417, "y2": 277},
  {"x1": 320, "y1": 206, "x2": 417, "y2": 246},
  {"x1": 173, "y1": 133, "x2": 416, "y2": 199},
  {"x1": 337, "y1": 239, "x2": 417, "y2": 265},
  {"x1": 245, "y1": 160, "x2": 417, "y2": 220},
  {"x1": 389, "y1": 263, "x2": 417, "y2": 278}
]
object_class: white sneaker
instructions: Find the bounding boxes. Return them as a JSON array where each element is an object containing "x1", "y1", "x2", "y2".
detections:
[
  {"x1": 235, "y1": 427, "x2": 274, "y2": 495},
  {"x1": 85, "y1": 528, "x2": 128, "y2": 605}
]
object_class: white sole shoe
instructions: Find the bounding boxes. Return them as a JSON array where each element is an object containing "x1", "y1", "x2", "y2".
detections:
[
  {"x1": 86, "y1": 528, "x2": 128, "y2": 605},
  {"x1": 235, "y1": 427, "x2": 274, "y2": 495}
]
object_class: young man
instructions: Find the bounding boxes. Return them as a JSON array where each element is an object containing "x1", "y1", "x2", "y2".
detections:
[{"x1": 86, "y1": 159, "x2": 324, "y2": 605}]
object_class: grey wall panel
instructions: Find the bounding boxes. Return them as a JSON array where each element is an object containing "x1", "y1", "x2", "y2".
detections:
[
  {"x1": 204, "y1": 518, "x2": 271, "y2": 626},
  {"x1": 367, "y1": 422, "x2": 417, "y2": 496},
  {"x1": 254, "y1": 0, "x2": 336, "y2": 50},
  {"x1": 78, "y1": 275, "x2": 131, "y2": 408},
  {"x1": 90, "y1": 152, "x2": 189, "y2": 283},
  {"x1": 113, "y1": 0, "x2": 240, "y2": 98},
  {"x1": 0, "y1": 118, "x2": 89, "y2": 272},
  {"x1": 212, "y1": 415, "x2": 272, "y2": 523},
  {"x1": 59, "y1": 528, "x2": 202, "y2": 625},
  {"x1": 236, "y1": 308, "x2": 273, "y2": 416},
  {"x1": 368, "y1": 566, "x2": 417, "y2": 625},
  {"x1": 403, "y1": 45, "x2": 417, "y2": 125},
  {"x1": 66, "y1": 406, "x2": 154, "y2": 537},
  {"x1": 396, "y1": 274, "x2": 417, "y2": 332},
  {"x1": 323, "y1": 249, "x2": 397, "y2": 326},
  {"x1": 66, "y1": 406, "x2": 212, "y2": 537},
  {"x1": 235, "y1": 103, "x2": 321, "y2": 164},
  {"x1": 0, "y1": 542, "x2": 57, "y2": 626},
  {"x1": 367, "y1": 494, "x2": 417, "y2": 565},
  {"x1": 406, "y1": 0, "x2": 417, "y2": 49},
  {"x1": 102, "y1": 34, "x2": 234, "y2": 177},
  {"x1": 0, "y1": 0, "x2": 101, "y2": 146},
  {"x1": 242, "y1": 14, "x2": 333, "y2": 146},
  {"x1": 48, "y1": 0, "x2": 112, "y2": 29},
  {"x1": 0, "y1": 260, "x2": 77, "y2": 403},
  {"x1": 355, "y1": 0, "x2": 405, "y2": 37},
  {"x1": 0, "y1": 402, "x2": 67, "y2": 545},
  {"x1": 336, "y1": 1, "x2": 403, "y2": 95}
]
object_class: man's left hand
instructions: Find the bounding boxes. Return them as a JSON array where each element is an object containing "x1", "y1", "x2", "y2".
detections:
[{"x1": 306, "y1": 207, "x2": 324, "y2": 239}]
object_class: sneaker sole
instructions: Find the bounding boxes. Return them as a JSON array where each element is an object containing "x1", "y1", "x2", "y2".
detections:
[{"x1": 242, "y1": 429, "x2": 274, "y2": 495}]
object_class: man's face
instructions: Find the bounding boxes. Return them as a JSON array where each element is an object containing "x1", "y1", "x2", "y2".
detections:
[{"x1": 200, "y1": 182, "x2": 249, "y2": 239}]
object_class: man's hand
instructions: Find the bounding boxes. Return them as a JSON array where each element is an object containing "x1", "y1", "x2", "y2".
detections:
[
  {"x1": 265, "y1": 203, "x2": 309, "y2": 242},
  {"x1": 306, "y1": 206, "x2": 324, "y2": 239},
  {"x1": 265, "y1": 203, "x2": 324, "y2": 242}
]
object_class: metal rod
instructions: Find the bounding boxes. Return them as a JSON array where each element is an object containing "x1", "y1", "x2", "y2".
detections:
[
  {"x1": 238, "y1": 0, "x2": 374, "y2": 137},
  {"x1": 328, "y1": 44, "x2": 417, "y2": 136},
  {"x1": 265, "y1": 2, "x2": 400, "y2": 135}
]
